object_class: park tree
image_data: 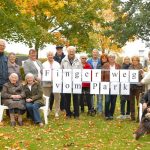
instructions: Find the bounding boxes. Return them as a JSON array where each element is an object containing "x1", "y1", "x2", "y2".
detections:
[
  {"x1": 0, "y1": 0, "x2": 114, "y2": 56},
  {"x1": 104, "y1": 0, "x2": 150, "y2": 47}
]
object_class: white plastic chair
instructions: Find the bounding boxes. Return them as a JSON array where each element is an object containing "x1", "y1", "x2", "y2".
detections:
[
  {"x1": 0, "y1": 92, "x2": 9, "y2": 122},
  {"x1": 139, "y1": 103, "x2": 143, "y2": 122},
  {"x1": 40, "y1": 95, "x2": 49, "y2": 124},
  {"x1": 0, "y1": 93, "x2": 49, "y2": 124}
]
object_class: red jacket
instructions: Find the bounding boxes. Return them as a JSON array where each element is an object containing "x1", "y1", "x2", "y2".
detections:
[{"x1": 82, "y1": 62, "x2": 92, "y2": 87}]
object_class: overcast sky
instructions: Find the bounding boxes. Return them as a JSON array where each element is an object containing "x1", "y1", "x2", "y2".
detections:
[{"x1": 6, "y1": 39, "x2": 149, "y2": 58}]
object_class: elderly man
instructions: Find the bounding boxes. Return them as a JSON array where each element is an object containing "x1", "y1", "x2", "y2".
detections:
[
  {"x1": 23, "y1": 49, "x2": 43, "y2": 81},
  {"x1": 0, "y1": 39, "x2": 8, "y2": 92},
  {"x1": 102, "y1": 53, "x2": 121, "y2": 120},
  {"x1": 61, "y1": 46, "x2": 82, "y2": 119},
  {"x1": 87, "y1": 49, "x2": 102, "y2": 115}
]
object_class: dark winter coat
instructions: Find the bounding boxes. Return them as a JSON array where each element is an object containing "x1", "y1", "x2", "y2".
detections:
[
  {"x1": 24, "y1": 82, "x2": 44, "y2": 105},
  {"x1": 1, "y1": 82, "x2": 26, "y2": 110},
  {"x1": 0, "y1": 53, "x2": 8, "y2": 87},
  {"x1": 54, "y1": 52, "x2": 65, "y2": 64}
]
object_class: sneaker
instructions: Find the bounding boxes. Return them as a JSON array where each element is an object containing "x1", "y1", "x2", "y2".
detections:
[
  {"x1": 125, "y1": 115, "x2": 130, "y2": 119},
  {"x1": 109, "y1": 116, "x2": 114, "y2": 120},
  {"x1": 10, "y1": 121, "x2": 16, "y2": 127},
  {"x1": 39, "y1": 122, "x2": 44, "y2": 127},
  {"x1": 105, "y1": 116, "x2": 110, "y2": 120},
  {"x1": 117, "y1": 115, "x2": 126, "y2": 119},
  {"x1": 55, "y1": 113, "x2": 59, "y2": 118}
]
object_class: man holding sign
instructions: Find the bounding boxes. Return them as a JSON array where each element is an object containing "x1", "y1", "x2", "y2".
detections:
[{"x1": 61, "y1": 46, "x2": 82, "y2": 119}]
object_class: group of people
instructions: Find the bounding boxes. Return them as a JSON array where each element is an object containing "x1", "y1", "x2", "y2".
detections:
[{"x1": 0, "y1": 39, "x2": 150, "y2": 133}]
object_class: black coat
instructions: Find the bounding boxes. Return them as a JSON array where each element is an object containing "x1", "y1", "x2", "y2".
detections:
[
  {"x1": 53, "y1": 52, "x2": 65, "y2": 64},
  {"x1": 0, "y1": 53, "x2": 8, "y2": 87}
]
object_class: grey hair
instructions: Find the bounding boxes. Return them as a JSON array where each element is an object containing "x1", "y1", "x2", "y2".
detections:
[
  {"x1": 8, "y1": 52, "x2": 16, "y2": 57},
  {"x1": 9, "y1": 73, "x2": 19, "y2": 81},
  {"x1": 0, "y1": 39, "x2": 6, "y2": 46},
  {"x1": 108, "y1": 52, "x2": 116, "y2": 58},
  {"x1": 25, "y1": 73, "x2": 35, "y2": 80},
  {"x1": 67, "y1": 46, "x2": 76, "y2": 52},
  {"x1": 80, "y1": 52, "x2": 88, "y2": 58},
  {"x1": 47, "y1": 50, "x2": 54, "y2": 57},
  {"x1": 92, "y1": 49, "x2": 99, "y2": 53}
]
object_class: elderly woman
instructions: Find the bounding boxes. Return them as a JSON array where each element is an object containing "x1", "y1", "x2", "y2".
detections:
[
  {"x1": 129, "y1": 56, "x2": 144, "y2": 121},
  {"x1": 117, "y1": 56, "x2": 131, "y2": 119},
  {"x1": 8, "y1": 52, "x2": 21, "y2": 80},
  {"x1": 79, "y1": 53, "x2": 92, "y2": 115},
  {"x1": 102, "y1": 53, "x2": 121, "y2": 120},
  {"x1": 24, "y1": 73, "x2": 44, "y2": 127},
  {"x1": 1, "y1": 73, "x2": 26, "y2": 126},
  {"x1": 42, "y1": 51, "x2": 61, "y2": 118}
]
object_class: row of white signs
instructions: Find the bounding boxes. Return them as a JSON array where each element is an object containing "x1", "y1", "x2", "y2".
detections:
[
  {"x1": 42, "y1": 69, "x2": 139, "y2": 83},
  {"x1": 52, "y1": 82, "x2": 130, "y2": 95}
]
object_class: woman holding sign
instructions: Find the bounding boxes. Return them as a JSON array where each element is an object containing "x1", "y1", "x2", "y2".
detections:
[
  {"x1": 102, "y1": 53, "x2": 121, "y2": 120},
  {"x1": 129, "y1": 56, "x2": 144, "y2": 121},
  {"x1": 42, "y1": 51, "x2": 61, "y2": 118}
]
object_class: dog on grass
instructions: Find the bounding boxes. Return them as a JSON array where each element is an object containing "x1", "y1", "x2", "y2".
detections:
[{"x1": 134, "y1": 107, "x2": 150, "y2": 140}]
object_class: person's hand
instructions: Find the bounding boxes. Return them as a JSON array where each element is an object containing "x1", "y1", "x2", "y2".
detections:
[
  {"x1": 11, "y1": 95, "x2": 18, "y2": 99},
  {"x1": 143, "y1": 103, "x2": 147, "y2": 109},
  {"x1": 139, "y1": 69, "x2": 144, "y2": 76},
  {"x1": 26, "y1": 98, "x2": 32, "y2": 102},
  {"x1": 147, "y1": 107, "x2": 150, "y2": 112},
  {"x1": 15, "y1": 95, "x2": 21, "y2": 99},
  {"x1": 35, "y1": 77, "x2": 41, "y2": 81}
]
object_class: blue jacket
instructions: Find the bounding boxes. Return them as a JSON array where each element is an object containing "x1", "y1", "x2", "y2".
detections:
[
  {"x1": 0, "y1": 54, "x2": 8, "y2": 87},
  {"x1": 87, "y1": 58, "x2": 102, "y2": 69}
]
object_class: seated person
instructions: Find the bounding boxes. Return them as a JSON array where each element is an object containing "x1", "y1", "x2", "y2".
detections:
[
  {"x1": 1, "y1": 73, "x2": 26, "y2": 126},
  {"x1": 24, "y1": 73, "x2": 44, "y2": 127}
]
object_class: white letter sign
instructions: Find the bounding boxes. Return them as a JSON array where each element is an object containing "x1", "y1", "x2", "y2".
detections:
[{"x1": 42, "y1": 69, "x2": 51, "y2": 81}]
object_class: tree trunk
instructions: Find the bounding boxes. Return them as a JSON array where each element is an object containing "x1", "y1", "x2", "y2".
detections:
[{"x1": 35, "y1": 39, "x2": 40, "y2": 59}]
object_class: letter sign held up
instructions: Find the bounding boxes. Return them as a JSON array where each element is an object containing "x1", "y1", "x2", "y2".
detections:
[
  {"x1": 110, "y1": 70, "x2": 120, "y2": 82},
  {"x1": 92, "y1": 69, "x2": 101, "y2": 82},
  {"x1": 90, "y1": 82, "x2": 99, "y2": 94},
  {"x1": 82, "y1": 69, "x2": 91, "y2": 82},
  {"x1": 120, "y1": 70, "x2": 129, "y2": 82},
  {"x1": 130, "y1": 70, "x2": 139, "y2": 83},
  {"x1": 42, "y1": 69, "x2": 51, "y2": 81}
]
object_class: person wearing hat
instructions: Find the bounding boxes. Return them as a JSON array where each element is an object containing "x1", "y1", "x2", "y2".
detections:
[
  {"x1": 49, "y1": 45, "x2": 66, "y2": 112},
  {"x1": 54, "y1": 45, "x2": 65, "y2": 64}
]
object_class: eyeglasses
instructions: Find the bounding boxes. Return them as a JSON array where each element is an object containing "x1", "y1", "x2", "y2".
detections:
[{"x1": 81, "y1": 58, "x2": 87, "y2": 59}]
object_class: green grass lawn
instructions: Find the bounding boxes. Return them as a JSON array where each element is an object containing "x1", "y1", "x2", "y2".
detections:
[{"x1": 0, "y1": 102, "x2": 150, "y2": 150}]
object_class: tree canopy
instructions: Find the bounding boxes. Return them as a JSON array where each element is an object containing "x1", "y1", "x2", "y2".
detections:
[
  {"x1": 1, "y1": 0, "x2": 148, "y2": 55},
  {"x1": 104, "y1": 0, "x2": 150, "y2": 46}
]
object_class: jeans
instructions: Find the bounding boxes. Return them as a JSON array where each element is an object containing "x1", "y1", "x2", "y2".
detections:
[
  {"x1": 97, "y1": 94, "x2": 103, "y2": 113},
  {"x1": 120, "y1": 95, "x2": 130, "y2": 115},
  {"x1": 105, "y1": 95, "x2": 117, "y2": 117},
  {"x1": 26, "y1": 102, "x2": 42, "y2": 123},
  {"x1": 91, "y1": 95, "x2": 103, "y2": 112}
]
